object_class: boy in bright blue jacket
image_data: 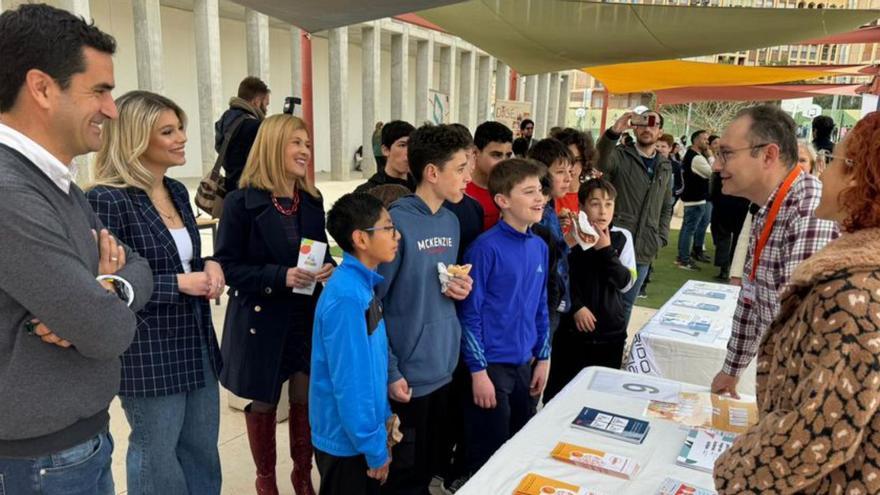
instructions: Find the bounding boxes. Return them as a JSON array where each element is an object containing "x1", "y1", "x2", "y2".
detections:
[
  {"x1": 459, "y1": 158, "x2": 551, "y2": 476},
  {"x1": 310, "y1": 193, "x2": 400, "y2": 494}
]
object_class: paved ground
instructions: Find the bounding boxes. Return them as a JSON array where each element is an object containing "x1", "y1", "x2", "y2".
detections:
[{"x1": 109, "y1": 172, "x2": 660, "y2": 494}]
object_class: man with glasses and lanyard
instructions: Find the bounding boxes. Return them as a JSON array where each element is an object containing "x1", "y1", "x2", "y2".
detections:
[{"x1": 710, "y1": 105, "x2": 838, "y2": 398}]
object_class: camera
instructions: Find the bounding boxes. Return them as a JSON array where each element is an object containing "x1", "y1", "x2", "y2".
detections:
[
  {"x1": 283, "y1": 96, "x2": 302, "y2": 115},
  {"x1": 630, "y1": 114, "x2": 657, "y2": 128}
]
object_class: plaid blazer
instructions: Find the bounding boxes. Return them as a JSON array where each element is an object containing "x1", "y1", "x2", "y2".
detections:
[{"x1": 86, "y1": 178, "x2": 222, "y2": 397}]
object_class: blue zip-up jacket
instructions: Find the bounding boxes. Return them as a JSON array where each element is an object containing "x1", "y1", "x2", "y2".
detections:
[
  {"x1": 540, "y1": 199, "x2": 571, "y2": 313},
  {"x1": 459, "y1": 220, "x2": 550, "y2": 372},
  {"x1": 378, "y1": 195, "x2": 461, "y2": 398},
  {"x1": 310, "y1": 253, "x2": 391, "y2": 469}
]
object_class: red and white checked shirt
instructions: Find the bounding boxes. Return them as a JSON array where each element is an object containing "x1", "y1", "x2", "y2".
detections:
[{"x1": 723, "y1": 171, "x2": 839, "y2": 376}]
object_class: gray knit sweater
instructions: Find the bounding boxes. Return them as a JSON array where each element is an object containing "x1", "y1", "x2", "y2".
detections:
[{"x1": 0, "y1": 144, "x2": 153, "y2": 457}]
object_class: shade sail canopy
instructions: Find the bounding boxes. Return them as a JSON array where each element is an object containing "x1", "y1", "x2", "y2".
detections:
[
  {"x1": 583, "y1": 60, "x2": 860, "y2": 94},
  {"x1": 800, "y1": 25, "x2": 880, "y2": 45},
  {"x1": 418, "y1": 1, "x2": 879, "y2": 74},
  {"x1": 655, "y1": 83, "x2": 862, "y2": 105},
  {"x1": 232, "y1": 0, "x2": 463, "y2": 33}
]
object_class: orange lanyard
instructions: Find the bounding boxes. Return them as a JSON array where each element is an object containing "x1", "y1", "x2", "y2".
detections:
[{"x1": 749, "y1": 166, "x2": 802, "y2": 282}]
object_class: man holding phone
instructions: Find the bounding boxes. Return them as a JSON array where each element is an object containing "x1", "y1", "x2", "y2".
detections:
[
  {"x1": 595, "y1": 110, "x2": 673, "y2": 327},
  {"x1": 0, "y1": 5, "x2": 153, "y2": 493}
]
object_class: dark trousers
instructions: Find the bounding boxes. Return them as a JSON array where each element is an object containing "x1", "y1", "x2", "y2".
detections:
[
  {"x1": 315, "y1": 449, "x2": 380, "y2": 495},
  {"x1": 544, "y1": 332, "x2": 626, "y2": 404},
  {"x1": 712, "y1": 220, "x2": 744, "y2": 273},
  {"x1": 462, "y1": 363, "x2": 534, "y2": 475},
  {"x1": 442, "y1": 360, "x2": 471, "y2": 483},
  {"x1": 381, "y1": 384, "x2": 452, "y2": 495}
]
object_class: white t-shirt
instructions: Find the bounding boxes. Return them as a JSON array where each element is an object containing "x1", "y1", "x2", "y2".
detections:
[{"x1": 169, "y1": 228, "x2": 193, "y2": 273}]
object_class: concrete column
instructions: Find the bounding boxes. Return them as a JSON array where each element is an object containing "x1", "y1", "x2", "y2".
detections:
[
  {"x1": 547, "y1": 72, "x2": 561, "y2": 131},
  {"x1": 329, "y1": 27, "x2": 349, "y2": 181},
  {"x1": 133, "y1": 0, "x2": 164, "y2": 92},
  {"x1": 558, "y1": 74, "x2": 572, "y2": 128},
  {"x1": 245, "y1": 8, "x2": 269, "y2": 80},
  {"x1": 517, "y1": 76, "x2": 527, "y2": 103},
  {"x1": 390, "y1": 28, "x2": 410, "y2": 121},
  {"x1": 290, "y1": 27, "x2": 303, "y2": 103},
  {"x1": 535, "y1": 73, "x2": 551, "y2": 138},
  {"x1": 438, "y1": 43, "x2": 457, "y2": 122},
  {"x1": 524, "y1": 74, "x2": 538, "y2": 110},
  {"x1": 415, "y1": 37, "x2": 434, "y2": 125},
  {"x1": 495, "y1": 61, "x2": 510, "y2": 104},
  {"x1": 476, "y1": 55, "x2": 492, "y2": 124},
  {"x1": 361, "y1": 22, "x2": 381, "y2": 175},
  {"x1": 458, "y1": 51, "x2": 476, "y2": 130},
  {"x1": 59, "y1": 0, "x2": 90, "y2": 16},
  {"x1": 193, "y1": 0, "x2": 224, "y2": 175}
]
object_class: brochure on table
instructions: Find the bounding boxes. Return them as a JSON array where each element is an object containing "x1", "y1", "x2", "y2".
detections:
[{"x1": 640, "y1": 281, "x2": 740, "y2": 345}]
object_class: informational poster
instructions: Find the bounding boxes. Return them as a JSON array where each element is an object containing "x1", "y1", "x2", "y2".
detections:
[
  {"x1": 428, "y1": 90, "x2": 450, "y2": 124},
  {"x1": 494, "y1": 99, "x2": 533, "y2": 135}
]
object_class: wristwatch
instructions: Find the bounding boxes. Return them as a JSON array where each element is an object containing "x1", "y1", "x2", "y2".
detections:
[{"x1": 96, "y1": 275, "x2": 135, "y2": 307}]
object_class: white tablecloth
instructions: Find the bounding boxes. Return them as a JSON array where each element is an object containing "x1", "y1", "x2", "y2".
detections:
[
  {"x1": 458, "y1": 367, "x2": 752, "y2": 495},
  {"x1": 623, "y1": 280, "x2": 756, "y2": 395}
]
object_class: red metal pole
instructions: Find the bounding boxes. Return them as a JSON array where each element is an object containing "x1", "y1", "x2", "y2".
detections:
[
  {"x1": 509, "y1": 69, "x2": 518, "y2": 101},
  {"x1": 600, "y1": 90, "x2": 610, "y2": 132},
  {"x1": 301, "y1": 31, "x2": 315, "y2": 184}
]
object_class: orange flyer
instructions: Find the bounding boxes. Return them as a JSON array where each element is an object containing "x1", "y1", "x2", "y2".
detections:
[
  {"x1": 514, "y1": 473, "x2": 580, "y2": 495},
  {"x1": 551, "y1": 442, "x2": 640, "y2": 479}
]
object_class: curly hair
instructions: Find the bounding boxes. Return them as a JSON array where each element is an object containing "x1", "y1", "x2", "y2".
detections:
[{"x1": 839, "y1": 111, "x2": 880, "y2": 232}]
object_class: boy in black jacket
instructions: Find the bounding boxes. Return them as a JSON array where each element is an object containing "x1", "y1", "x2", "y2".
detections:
[{"x1": 543, "y1": 178, "x2": 637, "y2": 403}]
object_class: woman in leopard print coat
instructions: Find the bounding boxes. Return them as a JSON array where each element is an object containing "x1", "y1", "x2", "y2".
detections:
[{"x1": 714, "y1": 111, "x2": 880, "y2": 495}]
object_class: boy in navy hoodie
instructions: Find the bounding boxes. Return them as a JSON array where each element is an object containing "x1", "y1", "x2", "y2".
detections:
[
  {"x1": 377, "y1": 124, "x2": 474, "y2": 494},
  {"x1": 310, "y1": 193, "x2": 400, "y2": 494},
  {"x1": 459, "y1": 158, "x2": 551, "y2": 475}
]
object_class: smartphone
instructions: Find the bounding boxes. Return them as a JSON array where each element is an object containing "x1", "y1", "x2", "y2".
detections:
[{"x1": 630, "y1": 114, "x2": 656, "y2": 128}]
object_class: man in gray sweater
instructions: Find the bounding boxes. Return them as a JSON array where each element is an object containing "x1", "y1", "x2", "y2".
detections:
[{"x1": 0, "y1": 5, "x2": 153, "y2": 493}]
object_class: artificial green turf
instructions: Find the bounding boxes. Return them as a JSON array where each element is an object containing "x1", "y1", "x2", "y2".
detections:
[{"x1": 636, "y1": 229, "x2": 724, "y2": 309}]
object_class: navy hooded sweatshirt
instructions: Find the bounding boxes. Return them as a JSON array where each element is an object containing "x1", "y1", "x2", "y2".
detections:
[{"x1": 377, "y1": 195, "x2": 462, "y2": 398}]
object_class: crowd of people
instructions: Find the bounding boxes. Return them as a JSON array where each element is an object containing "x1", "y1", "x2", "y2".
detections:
[{"x1": 1, "y1": 4, "x2": 879, "y2": 495}]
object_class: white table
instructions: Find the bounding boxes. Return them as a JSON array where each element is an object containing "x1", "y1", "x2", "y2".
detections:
[
  {"x1": 623, "y1": 280, "x2": 756, "y2": 395},
  {"x1": 458, "y1": 367, "x2": 750, "y2": 495}
]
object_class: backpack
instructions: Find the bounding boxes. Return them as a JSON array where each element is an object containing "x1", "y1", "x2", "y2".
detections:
[{"x1": 195, "y1": 114, "x2": 251, "y2": 218}]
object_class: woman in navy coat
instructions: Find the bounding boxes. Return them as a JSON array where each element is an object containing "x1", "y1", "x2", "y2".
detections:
[
  {"x1": 215, "y1": 114, "x2": 334, "y2": 495},
  {"x1": 87, "y1": 91, "x2": 224, "y2": 495}
]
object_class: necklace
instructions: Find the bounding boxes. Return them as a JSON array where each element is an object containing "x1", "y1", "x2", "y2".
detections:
[
  {"x1": 154, "y1": 205, "x2": 178, "y2": 221},
  {"x1": 272, "y1": 192, "x2": 300, "y2": 216}
]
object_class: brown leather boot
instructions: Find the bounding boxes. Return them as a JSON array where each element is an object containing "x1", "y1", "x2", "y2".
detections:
[
  {"x1": 245, "y1": 405, "x2": 279, "y2": 495},
  {"x1": 290, "y1": 403, "x2": 316, "y2": 495}
]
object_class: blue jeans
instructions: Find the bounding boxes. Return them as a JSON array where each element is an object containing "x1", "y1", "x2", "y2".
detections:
[
  {"x1": 622, "y1": 263, "x2": 651, "y2": 330},
  {"x1": 678, "y1": 203, "x2": 711, "y2": 261},
  {"x1": 119, "y1": 347, "x2": 221, "y2": 495},
  {"x1": 0, "y1": 430, "x2": 114, "y2": 495}
]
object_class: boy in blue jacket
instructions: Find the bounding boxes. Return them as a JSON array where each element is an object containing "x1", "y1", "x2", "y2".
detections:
[
  {"x1": 377, "y1": 124, "x2": 474, "y2": 494},
  {"x1": 310, "y1": 193, "x2": 400, "y2": 494},
  {"x1": 459, "y1": 158, "x2": 551, "y2": 475}
]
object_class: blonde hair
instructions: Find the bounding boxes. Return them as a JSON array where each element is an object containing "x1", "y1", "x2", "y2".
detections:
[
  {"x1": 238, "y1": 114, "x2": 319, "y2": 198},
  {"x1": 797, "y1": 139, "x2": 817, "y2": 174},
  {"x1": 89, "y1": 90, "x2": 187, "y2": 191}
]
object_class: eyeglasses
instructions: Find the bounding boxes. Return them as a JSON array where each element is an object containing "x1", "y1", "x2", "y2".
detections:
[
  {"x1": 717, "y1": 143, "x2": 771, "y2": 165},
  {"x1": 824, "y1": 154, "x2": 855, "y2": 168},
  {"x1": 363, "y1": 225, "x2": 398, "y2": 236}
]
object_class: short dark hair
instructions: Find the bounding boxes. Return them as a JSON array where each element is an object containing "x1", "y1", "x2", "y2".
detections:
[
  {"x1": 578, "y1": 177, "x2": 618, "y2": 205},
  {"x1": 736, "y1": 105, "x2": 799, "y2": 168},
  {"x1": 474, "y1": 121, "x2": 513, "y2": 150},
  {"x1": 527, "y1": 138, "x2": 573, "y2": 168},
  {"x1": 812, "y1": 115, "x2": 835, "y2": 140},
  {"x1": 237, "y1": 76, "x2": 269, "y2": 101},
  {"x1": 551, "y1": 127, "x2": 596, "y2": 170},
  {"x1": 691, "y1": 130, "x2": 707, "y2": 144},
  {"x1": 520, "y1": 119, "x2": 534, "y2": 131},
  {"x1": 450, "y1": 123, "x2": 474, "y2": 143},
  {"x1": 381, "y1": 120, "x2": 416, "y2": 149},
  {"x1": 488, "y1": 158, "x2": 546, "y2": 198},
  {"x1": 708, "y1": 135, "x2": 720, "y2": 145},
  {"x1": 407, "y1": 124, "x2": 473, "y2": 183},
  {"x1": 326, "y1": 193, "x2": 386, "y2": 254},
  {"x1": 0, "y1": 4, "x2": 117, "y2": 112},
  {"x1": 368, "y1": 184, "x2": 410, "y2": 208}
]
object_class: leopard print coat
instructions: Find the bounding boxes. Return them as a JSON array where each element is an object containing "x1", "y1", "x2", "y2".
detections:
[{"x1": 714, "y1": 227, "x2": 880, "y2": 495}]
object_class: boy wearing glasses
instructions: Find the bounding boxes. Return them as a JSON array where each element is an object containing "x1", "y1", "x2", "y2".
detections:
[{"x1": 311, "y1": 193, "x2": 400, "y2": 494}]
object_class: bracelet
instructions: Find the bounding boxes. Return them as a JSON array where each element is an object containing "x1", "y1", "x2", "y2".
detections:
[{"x1": 96, "y1": 275, "x2": 135, "y2": 307}]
